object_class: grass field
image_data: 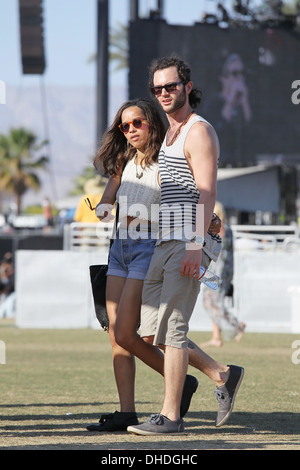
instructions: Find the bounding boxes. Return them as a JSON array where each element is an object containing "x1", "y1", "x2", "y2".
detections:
[{"x1": 0, "y1": 320, "x2": 299, "y2": 451}]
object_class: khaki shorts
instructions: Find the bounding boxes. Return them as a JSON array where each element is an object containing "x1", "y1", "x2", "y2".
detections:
[{"x1": 140, "y1": 240, "x2": 210, "y2": 349}]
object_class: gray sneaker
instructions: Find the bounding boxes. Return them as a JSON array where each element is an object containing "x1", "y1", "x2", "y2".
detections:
[
  {"x1": 214, "y1": 364, "x2": 244, "y2": 427},
  {"x1": 127, "y1": 413, "x2": 184, "y2": 435}
]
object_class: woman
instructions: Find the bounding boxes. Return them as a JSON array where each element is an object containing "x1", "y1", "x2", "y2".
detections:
[{"x1": 87, "y1": 99, "x2": 166, "y2": 432}]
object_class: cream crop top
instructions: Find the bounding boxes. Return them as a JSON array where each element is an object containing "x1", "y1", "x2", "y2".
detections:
[{"x1": 116, "y1": 156, "x2": 160, "y2": 224}]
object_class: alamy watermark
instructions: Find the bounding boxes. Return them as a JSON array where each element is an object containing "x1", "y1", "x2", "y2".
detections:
[
  {"x1": 96, "y1": 197, "x2": 205, "y2": 247},
  {"x1": 291, "y1": 80, "x2": 300, "y2": 105},
  {"x1": 0, "y1": 340, "x2": 6, "y2": 364},
  {"x1": 0, "y1": 80, "x2": 6, "y2": 104},
  {"x1": 291, "y1": 339, "x2": 300, "y2": 365}
]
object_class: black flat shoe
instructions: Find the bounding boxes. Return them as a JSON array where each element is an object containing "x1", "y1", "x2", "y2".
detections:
[
  {"x1": 87, "y1": 411, "x2": 138, "y2": 432},
  {"x1": 180, "y1": 374, "x2": 199, "y2": 417}
]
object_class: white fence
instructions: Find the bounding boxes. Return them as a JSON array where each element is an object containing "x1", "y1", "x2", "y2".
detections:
[
  {"x1": 62, "y1": 222, "x2": 300, "y2": 253},
  {"x1": 232, "y1": 224, "x2": 300, "y2": 251},
  {"x1": 14, "y1": 224, "x2": 300, "y2": 333},
  {"x1": 63, "y1": 222, "x2": 114, "y2": 251},
  {"x1": 15, "y1": 249, "x2": 109, "y2": 329}
]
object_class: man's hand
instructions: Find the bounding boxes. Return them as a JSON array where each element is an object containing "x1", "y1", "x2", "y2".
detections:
[
  {"x1": 180, "y1": 245, "x2": 202, "y2": 279},
  {"x1": 209, "y1": 213, "x2": 221, "y2": 236}
]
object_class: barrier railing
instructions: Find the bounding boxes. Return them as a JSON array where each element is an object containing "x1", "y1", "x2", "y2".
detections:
[
  {"x1": 231, "y1": 224, "x2": 300, "y2": 251},
  {"x1": 63, "y1": 222, "x2": 114, "y2": 251},
  {"x1": 63, "y1": 222, "x2": 300, "y2": 252}
]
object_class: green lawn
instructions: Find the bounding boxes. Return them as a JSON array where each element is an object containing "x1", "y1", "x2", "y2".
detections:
[{"x1": 0, "y1": 322, "x2": 299, "y2": 450}]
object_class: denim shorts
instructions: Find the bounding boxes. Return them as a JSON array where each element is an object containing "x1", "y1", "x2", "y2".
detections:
[{"x1": 107, "y1": 229, "x2": 157, "y2": 280}]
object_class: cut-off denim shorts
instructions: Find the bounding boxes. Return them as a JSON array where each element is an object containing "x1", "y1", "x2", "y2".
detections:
[{"x1": 107, "y1": 228, "x2": 157, "y2": 280}]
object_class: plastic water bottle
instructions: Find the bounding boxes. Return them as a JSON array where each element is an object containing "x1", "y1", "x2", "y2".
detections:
[{"x1": 195, "y1": 266, "x2": 220, "y2": 290}]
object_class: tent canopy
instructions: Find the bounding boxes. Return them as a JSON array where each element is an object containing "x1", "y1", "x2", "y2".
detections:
[{"x1": 217, "y1": 165, "x2": 280, "y2": 213}]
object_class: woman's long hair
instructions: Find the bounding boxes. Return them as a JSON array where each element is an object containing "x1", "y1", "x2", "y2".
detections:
[{"x1": 94, "y1": 99, "x2": 166, "y2": 175}]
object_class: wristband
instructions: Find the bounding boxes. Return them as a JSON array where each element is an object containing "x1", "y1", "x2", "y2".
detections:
[{"x1": 95, "y1": 203, "x2": 115, "y2": 222}]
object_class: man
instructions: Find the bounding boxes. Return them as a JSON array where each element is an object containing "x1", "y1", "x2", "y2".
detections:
[{"x1": 127, "y1": 56, "x2": 244, "y2": 435}]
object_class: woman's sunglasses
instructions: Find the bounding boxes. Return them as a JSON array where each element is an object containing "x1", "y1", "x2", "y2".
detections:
[
  {"x1": 118, "y1": 118, "x2": 146, "y2": 134},
  {"x1": 151, "y1": 81, "x2": 184, "y2": 96},
  {"x1": 84, "y1": 197, "x2": 96, "y2": 211}
]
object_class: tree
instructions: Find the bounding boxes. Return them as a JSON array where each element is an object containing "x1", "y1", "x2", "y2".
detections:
[
  {"x1": 108, "y1": 22, "x2": 128, "y2": 71},
  {"x1": 87, "y1": 22, "x2": 128, "y2": 71},
  {"x1": 69, "y1": 163, "x2": 108, "y2": 196},
  {"x1": 0, "y1": 128, "x2": 49, "y2": 214}
]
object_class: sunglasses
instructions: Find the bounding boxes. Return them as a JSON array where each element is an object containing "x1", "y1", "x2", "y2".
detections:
[
  {"x1": 118, "y1": 118, "x2": 147, "y2": 134},
  {"x1": 151, "y1": 81, "x2": 184, "y2": 96},
  {"x1": 84, "y1": 197, "x2": 96, "y2": 211}
]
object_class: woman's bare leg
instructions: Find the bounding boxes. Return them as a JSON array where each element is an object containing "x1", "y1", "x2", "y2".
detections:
[
  {"x1": 106, "y1": 276, "x2": 140, "y2": 412},
  {"x1": 114, "y1": 279, "x2": 165, "y2": 376}
]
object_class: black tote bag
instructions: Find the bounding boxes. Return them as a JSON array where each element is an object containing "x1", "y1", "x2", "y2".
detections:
[
  {"x1": 89, "y1": 263, "x2": 109, "y2": 331},
  {"x1": 89, "y1": 204, "x2": 119, "y2": 331}
]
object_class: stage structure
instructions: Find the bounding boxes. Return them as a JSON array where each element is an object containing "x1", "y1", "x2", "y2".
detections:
[
  {"x1": 18, "y1": 0, "x2": 46, "y2": 74},
  {"x1": 129, "y1": 19, "x2": 300, "y2": 168}
]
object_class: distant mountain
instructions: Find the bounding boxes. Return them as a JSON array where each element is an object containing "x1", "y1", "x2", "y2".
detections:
[{"x1": 0, "y1": 84, "x2": 127, "y2": 207}]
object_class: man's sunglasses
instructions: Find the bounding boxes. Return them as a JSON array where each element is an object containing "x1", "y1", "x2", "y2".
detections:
[
  {"x1": 118, "y1": 118, "x2": 146, "y2": 134},
  {"x1": 151, "y1": 81, "x2": 184, "y2": 96}
]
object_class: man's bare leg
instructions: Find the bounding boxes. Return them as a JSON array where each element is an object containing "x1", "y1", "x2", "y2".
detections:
[
  {"x1": 160, "y1": 345, "x2": 188, "y2": 421},
  {"x1": 187, "y1": 338, "x2": 229, "y2": 386}
]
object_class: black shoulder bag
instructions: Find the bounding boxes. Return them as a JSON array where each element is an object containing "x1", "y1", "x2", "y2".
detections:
[{"x1": 89, "y1": 204, "x2": 119, "y2": 331}]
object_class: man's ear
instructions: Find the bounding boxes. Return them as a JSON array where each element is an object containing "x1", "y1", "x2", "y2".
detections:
[{"x1": 185, "y1": 81, "x2": 193, "y2": 94}]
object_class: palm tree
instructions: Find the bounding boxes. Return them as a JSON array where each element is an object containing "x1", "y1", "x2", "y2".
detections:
[
  {"x1": 87, "y1": 22, "x2": 128, "y2": 71},
  {"x1": 108, "y1": 22, "x2": 128, "y2": 71},
  {"x1": 0, "y1": 128, "x2": 49, "y2": 214},
  {"x1": 69, "y1": 164, "x2": 107, "y2": 196}
]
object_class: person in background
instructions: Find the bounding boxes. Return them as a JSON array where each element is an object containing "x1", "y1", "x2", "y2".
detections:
[
  {"x1": 220, "y1": 54, "x2": 252, "y2": 124},
  {"x1": 0, "y1": 252, "x2": 15, "y2": 319},
  {"x1": 201, "y1": 201, "x2": 246, "y2": 347},
  {"x1": 42, "y1": 197, "x2": 54, "y2": 230},
  {"x1": 74, "y1": 176, "x2": 106, "y2": 223}
]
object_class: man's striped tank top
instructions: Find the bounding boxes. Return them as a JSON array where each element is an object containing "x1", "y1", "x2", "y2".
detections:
[{"x1": 158, "y1": 113, "x2": 222, "y2": 262}]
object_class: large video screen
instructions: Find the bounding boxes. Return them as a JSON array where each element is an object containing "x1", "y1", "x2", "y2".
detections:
[{"x1": 129, "y1": 20, "x2": 300, "y2": 167}]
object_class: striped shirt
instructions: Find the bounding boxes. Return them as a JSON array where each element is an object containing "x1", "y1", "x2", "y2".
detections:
[{"x1": 158, "y1": 113, "x2": 222, "y2": 262}]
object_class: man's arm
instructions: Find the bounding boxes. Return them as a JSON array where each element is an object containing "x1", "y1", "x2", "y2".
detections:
[{"x1": 180, "y1": 122, "x2": 219, "y2": 278}]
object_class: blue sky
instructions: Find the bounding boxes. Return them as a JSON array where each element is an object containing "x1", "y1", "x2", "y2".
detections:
[
  {"x1": 0, "y1": 0, "x2": 229, "y2": 89},
  {"x1": 0, "y1": 0, "x2": 232, "y2": 204}
]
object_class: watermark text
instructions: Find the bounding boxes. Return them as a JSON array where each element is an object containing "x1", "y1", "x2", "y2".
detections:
[
  {"x1": 292, "y1": 339, "x2": 300, "y2": 365},
  {"x1": 96, "y1": 197, "x2": 206, "y2": 247},
  {"x1": 0, "y1": 340, "x2": 6, "y2": 364},
  {"x1": 291, "y1": 80, "x2": 300, "y2": 105},
  {"x1": 0, "y1": 80, "x2": 6, "y2": 104}
]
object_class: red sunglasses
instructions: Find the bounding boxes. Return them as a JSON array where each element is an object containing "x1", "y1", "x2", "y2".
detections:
[{"x1": 118, "y1": 118, "x2": 147, "y2": 134}]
